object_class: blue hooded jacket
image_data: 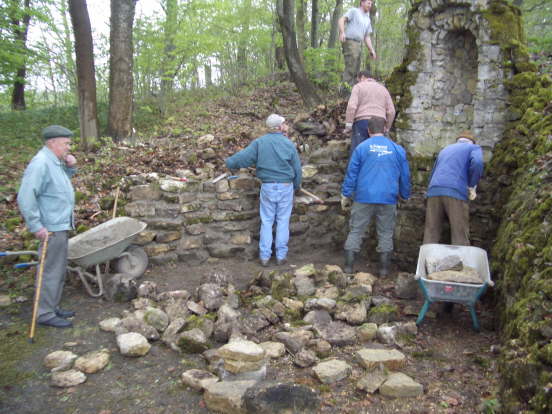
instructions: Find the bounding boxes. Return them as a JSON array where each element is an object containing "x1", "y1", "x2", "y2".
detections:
[
  {"x1": 427, "y1": 141, "x2": 484, "y2": 201},
  {"x1": 342, "y1": 135, "x2": 411, "y2": 204}
]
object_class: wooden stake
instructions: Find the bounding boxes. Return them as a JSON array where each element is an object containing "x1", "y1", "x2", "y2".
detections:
[
  {"x1": 112, "y1": 187, "x2": 120, "y2": 219},
  {"x1": 29, "y1": 233, "x2": 49, "y2": 343},
  {"x1": 300, "y1": 188, "x2": 324, "y2": 204}
]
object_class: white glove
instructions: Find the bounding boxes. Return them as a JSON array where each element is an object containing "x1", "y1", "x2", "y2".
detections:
[
  {"x1": 468, "y1": 187, "x2": 477, "y2": 201},
  {"x1": 341, "y1": 195, "x2": 352, "y2": 211}
]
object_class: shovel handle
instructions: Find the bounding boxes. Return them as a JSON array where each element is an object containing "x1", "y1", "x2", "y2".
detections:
[{"x1": 15, "y1": 262, "x2": 38, "y2": 269}]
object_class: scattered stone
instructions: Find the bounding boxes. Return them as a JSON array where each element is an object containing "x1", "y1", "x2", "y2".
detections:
[
  {"x1": 294, "y1": 349, "x2": 319, "y2": 368},
  {"x1": 294, "y1": 263, "x2": 317, "y2": 278},
  {"x1": 204, "y1": 380, "x2": 256, "y2": 414},
  {"x1": 44, "y1": 350, "x2": 77, "y2": 372},
  {"x1": 132, "y1": 297, "x2": 155, "y2": 310},
  {"x1": 164, "y1": 298, "x2": 189, "y2": 322},
  {"x1": 426, "y1": 267, "x2": 483, "y2": 284},
  {"x1": 104, "y1": 273, "x2": 138, "y2": 302},
  {"x1": 51, "y1": 369, "x2": 87, "y2": 387},
  {"x1": 260, "y1": 341, "x2": 286, "y2": 359},
  {"x1": 198, "y1": 283, "x2": 225, "y2": 311},
  {"x1": 304, "y1": 298, "x2": 336, "y2": 312},
  {"x1": 274, "y1": 331, "x2": 310, "y2": 354},
  {"x1": 0, "y1": 295, "x2": 12, "y2": 307},
  {"x1": 74, "y1": 349, "x2": 110, "y2": 374},
  {"x1": 161, "y1": 317, "x2": 187, "y2": 351},
  {"x1": 157, "y1": 290, "x2": 190, "y2": 302},
  {"x1": 356, "y1": 348, "x2": 406, "y2": 371},
  {"x1": 293, "y1": 276, "x2": 316, "y2": 296},
  {"x1": 396, "y1": 321, "x2": 418, "y2": 336},
  {"x1": 13, "y1": 295, "x2": 28, "y2": 303},
  {"x1": 312, "y1": 359, "x2": 352, "y2": 384},
  {"x1": 63, "y1": 342, "x2": 79, "y2": 348},
  {"x1": 358, "y1": 323, "x2": 378, "y2": 342},
  {"x1": 315, "y1": 285, "x2": 340, "y2": 300},
  {"x1": 315, "y1": 321, "x2": 357, "y2": 346},
  {"x1": 177, "y1": 328, "x2": 209, "y2": 353},
  {"x1": 310, "y1": 339, "x2": 332, "y2": 358},
  {"x1": 345, "y1": 302, "x2": 368, "y2": 325},
  {"x1": 187, "y1": 300, "x2": 207, "y2": 316},
  {"x1": 354, "y1": 272, "x2": 377, "y2": 286},
  {"x1": 117, "y1": 332, "x2": 151, "y2": 357},
  {"x1": 137, "y1": 281, "x2": 157, "y2": 299},
  {"x1": 303, "y1": 309, "x2": 332, "y2": 327},
  {"x1": 368, "y1": 304, "x2": 399, "y2": 325},
  {"x1": 116, "y1": 316, "x2": 160, "y2": 341},
  {"x1": 218, "y1": 339, "x2": 265, "y2": 362},
  {"x1": 394, "y1": 272, "x2": 419, "y2": 299},
  {"x1": 282, "y1": 297, "x2": 304, "y2": 313},
  {"x1": 377, "y1": 325, "x2": 398, "y2": 345},
  {"x1": 224, "y1": 358, "x2": 266, "y2": 374},
  {"x1": 379, "y1": 372, "x2": 423, "y2": 398},
  {"x1": 144, "y1": 307, "x2": 170, "y2": 332},
  {"x1": 356, "y1": 370, "x2": 388, "y2": 393},
  {"x1": 181, "y1": 369, "x2": 219, "y2": 391},
  {"x1": 243, "y1": 382, "x2": 321, "y2": 414},
  {"x1": 371, "y1": 296, "x2": 393, "y2": 307}
]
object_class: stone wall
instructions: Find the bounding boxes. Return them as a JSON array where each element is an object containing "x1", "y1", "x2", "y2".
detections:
[{"x1": 388, "y1": 0, "x2": 528, "y2": 158}]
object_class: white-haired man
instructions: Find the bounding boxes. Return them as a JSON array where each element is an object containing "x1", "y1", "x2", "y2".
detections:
[{"x1": 225, "y1": 114, "x2": 302, "y2": 266}]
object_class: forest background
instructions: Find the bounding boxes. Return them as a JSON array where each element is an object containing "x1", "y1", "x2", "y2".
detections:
[{"x1": 0, "y1": 0, "x2": 550, "y2": 195}]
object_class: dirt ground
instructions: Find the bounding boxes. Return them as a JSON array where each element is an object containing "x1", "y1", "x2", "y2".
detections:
[{"x1": 0, "y1": 247, "x2": 499, "y2": 414}]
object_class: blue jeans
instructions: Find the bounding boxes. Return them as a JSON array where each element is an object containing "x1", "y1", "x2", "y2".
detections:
[
  {"x1": 350, "y1": 119, "x2": 370, "y2": 155},
  {"x1": 259, "y1": 183, "x2": 294, "y2": 261}
]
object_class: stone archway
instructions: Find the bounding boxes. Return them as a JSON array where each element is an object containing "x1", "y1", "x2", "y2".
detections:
[{"x1": 393, "y1": 2, "x2": 511, "y2": 158}]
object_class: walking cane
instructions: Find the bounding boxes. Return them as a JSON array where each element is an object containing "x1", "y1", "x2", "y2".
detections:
[{"x1": 29, "y1": 233, "x2": 49, "y2": 343}]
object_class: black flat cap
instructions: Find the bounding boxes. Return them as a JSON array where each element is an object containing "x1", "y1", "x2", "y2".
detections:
[{"x1": 42, "y1": 125, "x2": 74, "y2": 140}]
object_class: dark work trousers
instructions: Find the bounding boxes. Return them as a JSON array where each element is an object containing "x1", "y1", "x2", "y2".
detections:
[
  {"x1": 423, "y1": 196, "x2": 470, "y2": 246},
  {"x1": 37, "y1": 231, "x2": 69, "y2": 322},
  {"x1": 350, "y1": 119, "x2": 370, "y2": 156},
  {"x1": 345, "y1": 202, "x2": 397, "y2": 253}
]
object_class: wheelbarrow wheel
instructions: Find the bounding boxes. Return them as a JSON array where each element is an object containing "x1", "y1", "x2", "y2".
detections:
[{"x1": 113, "y1": 245, "x2": 148, "y2": 279}]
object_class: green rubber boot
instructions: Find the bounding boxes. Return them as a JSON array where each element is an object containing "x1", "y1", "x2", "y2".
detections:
[{"x1": 344, "y1": 250, "x2": 355, "y2": 274}]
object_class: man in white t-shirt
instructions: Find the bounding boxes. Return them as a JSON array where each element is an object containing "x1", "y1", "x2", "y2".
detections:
[{"x1": 338, "y1": 0, "x2": 377, "y2": 91}]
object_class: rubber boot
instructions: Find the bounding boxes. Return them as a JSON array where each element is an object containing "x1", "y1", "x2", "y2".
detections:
[
  {"x1": 344, "y1": 250, "x2": 355, "y2": 274},
  {"x1": 379, "y1": 252, "x2": 391, "y2": 277}
]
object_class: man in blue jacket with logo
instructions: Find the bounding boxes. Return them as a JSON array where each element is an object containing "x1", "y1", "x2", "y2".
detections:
[
  {"x1": 341, "y1": 117, "x2": 411, "y2": 276},
  {"x1": 226, "y1": 114, "x2": 302, "y2": 267},
  {"x1": 423, "y1": 131, "x2": 483, "y2": 246},
  {"x1": 17, "y1": 125, "x2": 77, "y2": 328}
]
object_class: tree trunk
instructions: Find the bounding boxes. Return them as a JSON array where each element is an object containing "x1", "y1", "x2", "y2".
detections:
[
  {"x1": 328, "y1": 0, "x2": 343, "y2": 48},
  {"x1": 310, "y1": 0, "x2": 319, "y2": 48},
  {"x1": 108, "y1": 0, "x2": 137, "y2": 142},
  {"x1": 69, "y1": 0, "x2": 99, "y2": 150},
  {"x1": 10, "y1": 0, "x2": 31, "y2": 111},
  {"x1": 296, "y1": 0, "x2": 306, "y2": 57},
  {"x1": 160, "y1": 0, "x2": 177, "y2": 114},
  {"x1": 205, "y1": 64, "x2": 212, "y2": 87},
  {"x1": 61, "y1": 0, "x2": 77, "y2": 95},
  {"x1": 276, "y1": 0, "x2": 321, "y2": 107}
]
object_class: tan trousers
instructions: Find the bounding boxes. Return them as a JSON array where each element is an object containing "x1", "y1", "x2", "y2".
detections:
[
  {"x1": 341, "y1": 39, "x2": 362, "y2": 87},
  {"x1": 423, "y1": 196, "x2": 470, "y2": 246}
]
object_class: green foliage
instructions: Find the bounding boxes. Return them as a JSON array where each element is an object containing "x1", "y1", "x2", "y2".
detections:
[{"x1": 304, "y1": 47, "x2": 342, "y2": 90}]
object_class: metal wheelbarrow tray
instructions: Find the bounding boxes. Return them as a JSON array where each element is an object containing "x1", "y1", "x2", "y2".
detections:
[
  {"x1": 67, "y1": 217, "x2": 148, "y2": 297},
  {"x1": 414, "y1": 243, "x2": 493, "y2": 332}
]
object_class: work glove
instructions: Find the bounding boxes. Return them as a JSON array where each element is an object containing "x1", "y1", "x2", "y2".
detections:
[
  {"x1": 468, "y1": 187, "x2": 477, "y2": 201},
  {"x1": 341, "y1": 195, "x2": 352, "y2": 211}
]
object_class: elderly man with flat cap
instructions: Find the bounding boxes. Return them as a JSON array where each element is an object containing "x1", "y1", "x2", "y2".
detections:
[
  {"x1": 17, "y1": 125, "x2": 77, "y2": 328},
  {"x1": 226, "y1": 114, "x2": 302, "y2": 267}
]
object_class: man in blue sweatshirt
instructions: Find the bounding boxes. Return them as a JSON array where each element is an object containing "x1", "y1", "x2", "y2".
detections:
[
  {"x1": 226, "y1": 114, "x2": 302, "y2": 266},
  {"x1": 423, "y1": 131, "x2": 484, "y2": 246},
  {"x1": 17, "y1": 125, "x2": 77, "y2": 328},
  {"x1": 341, "y1": 117, "x2": 411, "y2": 276}
]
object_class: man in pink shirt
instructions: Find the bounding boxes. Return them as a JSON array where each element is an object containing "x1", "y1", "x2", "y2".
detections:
[{"x1": 343, "y1": 70, "x2": 396, "y2": 155}]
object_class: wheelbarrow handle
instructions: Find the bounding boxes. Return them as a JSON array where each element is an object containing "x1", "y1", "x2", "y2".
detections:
[
  {"x1": 14, "y1": 262, "x2": 38, "y2": 269},
  {"x1": 0, "y1": 250, "x2": 39, "y2": 257}
]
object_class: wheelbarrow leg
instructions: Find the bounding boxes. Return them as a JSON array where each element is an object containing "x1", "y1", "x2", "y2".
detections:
[
  {"x1": 468, "y1": 304, "x2": 480, "y2": 332},
  {"x1": 416, "y1": 300, "x2": 431, "y2": 326},
  {"x1": 68, "y1": 266, "x2": 104, "y2": 298}
]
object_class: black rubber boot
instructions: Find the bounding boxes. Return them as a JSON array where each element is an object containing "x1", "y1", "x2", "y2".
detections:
[
  {"x1": 344, "y1": 250, "x2": 355, "y2": 274},
  {"x1": 379, "y1": 252, "x2": 391, "y2": 277}
]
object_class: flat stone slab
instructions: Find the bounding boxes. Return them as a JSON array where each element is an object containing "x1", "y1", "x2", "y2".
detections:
[
  {"x1": 379, "y1": 372, "x2": 423, "y2": 398},
  {"x1": 356, "y1": 348, "x2": 406, "y2": 371},
  {"x1": 204, "y1": 380, "x2": 256, "y2": 414},
  {"x1": 312, "y1": 359, "x2": 352, "y2": 384},
  {"x1": 356, "y1": 371, "x2": 388, "y2": 393},
  {"x1": 244, "y1": 382, "x2": 321, "y2": 414},
  {"x1": 181, "y1": 369, "x2": 219, "y2": 391},
  {"x1": 217, "y1": 339, "x2": 265, "y2": 362}
]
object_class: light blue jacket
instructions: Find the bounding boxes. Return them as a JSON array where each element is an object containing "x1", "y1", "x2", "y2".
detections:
[
  {"x1": 17, "y1": 146, "x2": 76, "y2": 233},
  {"x1": 427, "y1": 141, "x2": 484, "y2": 201},
  {"x1": 342, "y1": 134, "x2": 411, "y2": 204},
  {"x1": 225, "y1": 132, "x2": 302, "y2": 190}
]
